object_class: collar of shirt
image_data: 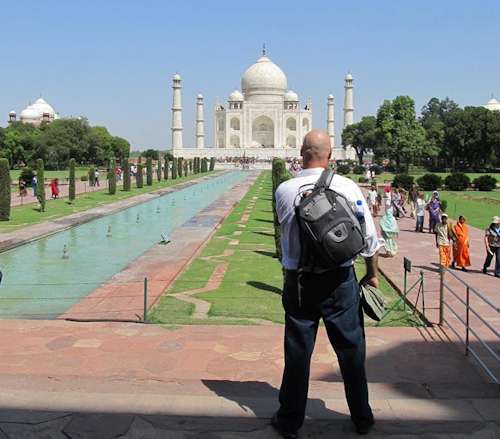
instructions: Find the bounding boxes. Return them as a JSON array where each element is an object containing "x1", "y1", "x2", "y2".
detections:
[{"x1": 297, "y1": 167, "x2": 326, "y2": 178}]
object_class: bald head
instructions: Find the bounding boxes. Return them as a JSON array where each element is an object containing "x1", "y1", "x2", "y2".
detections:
[{"x1": 301, "y1": 129, "x2": 332, "y2": 168}]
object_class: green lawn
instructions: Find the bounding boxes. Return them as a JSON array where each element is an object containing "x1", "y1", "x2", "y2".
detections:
[
  {"x1": 10, "y1": 167, "x2": 91, "y2": 182},
  {"x1": 0, "y1": 172, "x2": 216, "y2": 233},
  {"x1": 151, "y1": 171, "x2": 422, "y2": 327}
]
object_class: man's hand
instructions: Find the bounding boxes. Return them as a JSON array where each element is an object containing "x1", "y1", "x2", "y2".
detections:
[
  {"x1": 362, "y1": 254, "x2": 379, "y2": 289},
  {"x1": 360, "y1": 275, "x2": 379, "y2": 289}
]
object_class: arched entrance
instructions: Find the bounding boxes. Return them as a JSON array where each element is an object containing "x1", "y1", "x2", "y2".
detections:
[{"x1": 252, "y1": 115, "x2": 274, "y2": 148}]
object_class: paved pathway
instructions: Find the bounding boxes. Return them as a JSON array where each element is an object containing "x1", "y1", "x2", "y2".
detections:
[
  {"x1": 0, "y1": 321, "x2": 497, "y2": 437},
  {"x1": 376, "y1": 214, "x2": 499, "y2": 381}
]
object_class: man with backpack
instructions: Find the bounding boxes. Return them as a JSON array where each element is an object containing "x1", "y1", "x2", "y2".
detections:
[{"x1": 272, "y1": 129, "x2": 380, "y2": 437}]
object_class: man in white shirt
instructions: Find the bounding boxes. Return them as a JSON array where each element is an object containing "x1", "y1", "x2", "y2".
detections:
[{"x1": 272, "y1": 130, "x2": 379, "y2": 438}]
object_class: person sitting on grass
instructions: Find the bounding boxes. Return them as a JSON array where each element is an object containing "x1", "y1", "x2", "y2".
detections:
[
  {"x1": 435, "y1": 213, "x2": 455, "y2": 268},
  {"x1": 452, "y1": 216, "x2": 471, "y2": 272}
]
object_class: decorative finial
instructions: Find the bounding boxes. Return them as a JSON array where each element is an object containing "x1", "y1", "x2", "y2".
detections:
[{"x1": 262, "y1": 43, "x2": 266, "y2": 56}]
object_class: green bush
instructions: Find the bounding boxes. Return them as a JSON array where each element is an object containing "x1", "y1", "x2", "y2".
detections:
[
  {"x1": 358, "y1": 176, "x2": 369, "y2": 183},
  {"x1": 272, "y1": 158, "x2": 291, "y2": 261},
  {"x1": 473, "y1": 175, "x2": 497, "y2": 191},
  {"x1": 36, "y1": 159, "x2": 45, "y2": 212},
  {"x1": 183, "y1": 160, "x2": 188, "y2": 176},
  {"x1": 393, "y1": 174, "x2": 414, "y2": 191},
  {"x1": 444, "y1": 173, "x2": 470, "y2": 191},
  {"x1": 136, "y1": 163, "x2": 143, "y2": 188},
  {"x1": 177, "y1": 157, "x2": 183, "y2": 177},
  {"x1": 209, "y1": 157, "x2": 215, "y2": 171},
  {"x1": 108, "y1": 157, "x2": 117, "y2": 195},
  {"x1": 370, "y1": 164, "x2": 383, "y2": 175},
  {"x1": 68, "y1": 158, "x2": 76, "y2": 201},
  {"x1": 122, "y1": 159, "x2": 131, "y2": 191},
  {"x1": 441, "y1": 199, "x2": 448, "y2": 212},
  {"x1": 416, "y1": 173, "x2": 442, "y2": 191},
  {"x1": 352, "y1": 165, "x2": 365, "y2": 175},
  {"x1": 0, "y1": 159, "x2": 11, "y2": 221},
  {"x1": 337, "y1": 164, "x2": 351, "y2": 175},
  {"x1": 20, "y1": 167, "x2": 35, "y2": 184},
  {"x1": 171, "y1": 158, "x2": 177, "y2": 179},
  {"x1": 201, "y1": 158, "x2": 208, "y2": 173},
  {"x1": 80, "y1": 175, "x2": 88, "y2": 182},
  {"x1": 146, "y1": 157, "x2": 153, "y2": 186},
  {"x1": 156, "y1": 158, "x2": 162, "y2": 182}
]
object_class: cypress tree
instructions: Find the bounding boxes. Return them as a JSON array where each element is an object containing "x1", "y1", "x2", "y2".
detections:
[
  {"x1": 89, "y1": 166, "x2": 96, "y2": 187},
  {"x1": 209, "y1": 157, "x2": 215, "y2": 171},
  {"x1": 195, "y1": 157, "x2": 200, "y2": 173},
  {"x1": 36, "y1": 159, "x2": 46, "y2": 212},
  {"x1": 122, "y1": 158, "x2": 131, "y2": 191},
  {"x1": 177, "y1": 157, "x2": 183, "y2": 178},
  {"x1": 146, "y1": 157, "x2": 153, "y2": 186},
  {"x1": 156, "y1": 158, "x2": 162, "y2": 182},
  {"x1": 189, "y1": 160, "x2": 193, "y2": 173},
  {"x1": 272, "y1": 158, "x2": 291, "y2": 260},
  {"x1": 68, "y1": 158, "x2": 76, "y2": 202},
  {"x1": 183, "y1": 160, "x2": 188, "y2": 176},
  {"x1": 108, "y1": 157, "x2": 117, "y2": 195},
  {"x1": 201, "y1": 158, "x2": 207, "y2": 173},
  {"x1": 164, "y1": 157, "x2": 169, "y2": 180},
  {"x1": 136, "y1": 163, "x2": 144, "y2": 188},
  {"x1": 0, "y1": 159, "x2": 11, "y2": 221},
  {"x1": 171, "y1": 158, "x2": 177, "y2": 179}
]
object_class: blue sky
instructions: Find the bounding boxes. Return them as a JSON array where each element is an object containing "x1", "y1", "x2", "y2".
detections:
[{"x1": 1, "y1": 0, "x2": 499, "y2": 150}]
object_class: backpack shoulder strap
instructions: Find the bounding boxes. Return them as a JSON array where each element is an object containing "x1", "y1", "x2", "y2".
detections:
[{"x1": 314, "y1": 169, "x2": 334, "y2": 190}]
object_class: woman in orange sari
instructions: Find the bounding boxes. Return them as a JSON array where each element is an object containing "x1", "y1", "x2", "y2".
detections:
[{"x1": 453, "y1": 216, "x2": 471, "y2": 271}]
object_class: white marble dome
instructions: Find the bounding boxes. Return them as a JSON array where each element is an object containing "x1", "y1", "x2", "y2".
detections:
[
  {"x1": 31, "y1": 97, "x2": 56, "y2": 117},
  {"x1": 20, "y1": 106, "x2": 40, "y2": 122},
  {"x1": 241, "y1": 55, "x2": 287, "y2": 102},
  {"x1": 229, "y1": 90, "x2": 244, "y2": 101},
  {"x1": 284, "y1": 90, "x2": 299, "y2": 101},
  {"x1": 484, "y1": 97, "x2": 500, "y2": 111}
]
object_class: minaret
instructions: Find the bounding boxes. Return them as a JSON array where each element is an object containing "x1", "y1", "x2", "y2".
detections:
[
  {"x1": 171, "y1": 73, "x2": 183, "y2": 150},
  {"x1": 196, "y1": 94, "x2": 205, "y2": 149},
  {"x1": 343, "y1": 72, "x2": 354, "y2": 128},
  {"x1": 327, "y1": 94, "x2": 335, "y2": 148}
]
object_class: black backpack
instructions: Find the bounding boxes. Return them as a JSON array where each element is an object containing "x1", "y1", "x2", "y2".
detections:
[{"x1": 295, "y1": 169, "x2": 366, "y2": 272}]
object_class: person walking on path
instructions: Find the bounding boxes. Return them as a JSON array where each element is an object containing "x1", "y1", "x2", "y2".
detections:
[
  {"x1": 380, "y1": 209, "x2": 399, "y2": 257},
  {"x1": 427, "y1": 192, "x2": 441, "y2": 233},
  {"x1": 367, "y1": 184, "x2": 379, "y2": 217},
  {"x1": 273, "y1": 129, "x2": 379, "y2": 438},
  {"x1": 452, "y1": 216, "x2": 471, "y2": 271},
  {"x1": 482, "y1": 216, "x2": 500, "y2": 277},
  {"x1": 94, "y1": 169, "x2": 100, "y2": 187},
  {"x1": 436, "y1": 213, "x2": 455, "y2": 268},
  {"x1": 50, "y1": 178, "x2": 59, "y2": 199},
  {"x1": 415, "y1": 191, "x2": 426, "y2": 232},
  {"x1": 31, "y1": 175, "x2": 37, "y2": 197}
]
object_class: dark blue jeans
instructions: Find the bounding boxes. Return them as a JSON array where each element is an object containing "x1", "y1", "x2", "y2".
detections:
[
  {"x1": 277, "y1": 267, "x2": 373, "y2": 432},
  {"x1": 483, "y1": 246, "x2": 500, "y2": 277},
  {"x1": 415, "y1": 215, "x2": 424, "y2": 232}
]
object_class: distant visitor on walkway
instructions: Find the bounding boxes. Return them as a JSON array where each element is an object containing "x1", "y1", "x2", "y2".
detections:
[
  {"x1": 483, "y1": 216, "x2": 500, "y2": 278},
  {"x1": 273, "y1": 129, "x2": 380, "y2": 437},
  {"x1": 452, "y1": 216, "x2": 471, "y2": 272},
  {"x1": 436, "y1": 213, "x2": 455, "y2": 268}
]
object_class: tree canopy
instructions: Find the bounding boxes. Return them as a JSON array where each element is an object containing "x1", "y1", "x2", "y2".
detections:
[{"x1": 341, "y1": 116, "x2": 377, "y2": 165}]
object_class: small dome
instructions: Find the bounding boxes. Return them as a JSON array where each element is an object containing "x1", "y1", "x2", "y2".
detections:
[
  {"x1": 229, "y1": 90, "x2": 244, "y2": 101},
  {"x1": 241, "y1": 55, "x2": 287, "y2": 101},
  {"x1": 345, "y1": 73, "x2": 353, "y2": 80},
  {"x1": 20, "y1": 106, "x2": 40, "y2": 121},
  {"x1": 31, "y1": 97, "x2": 56, "y2": 118},
  {"x1": 172, "y1": 73, "x2": 182, "y2": 81},
  {"x1": 284, "y1": 90, "x2": 299, "y2": 101},
  {"x1": 328, "y1": 94, "x2": 334, "y2": 99},
  {"x1": 9, "y1": 110, "x2": 16, "y2": 115},
  {"x1": 197, "y1": 93, "x2": 203, "y2": 99},
  {"x1": 484, "y1": 97, "x2": 500, "y2": 111}
]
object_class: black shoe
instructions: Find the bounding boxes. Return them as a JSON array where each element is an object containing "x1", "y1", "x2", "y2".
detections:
[
  {"x1": 354, "y1": 418, "x2": 375, "y2": 435},
  {"x1": 271, "y1": 413, "x2": 298, "y2": 439},
  {"x1": 461, "y1": 267, "x2": 468, "y2": 272},
  {"x1": 482, "y1": 267, "x2": 488, "y2": 274}
]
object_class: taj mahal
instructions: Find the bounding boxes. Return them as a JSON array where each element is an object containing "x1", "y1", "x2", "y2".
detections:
[{"x1": 170, "y1": 49, "x2": 357, "y2": 160}]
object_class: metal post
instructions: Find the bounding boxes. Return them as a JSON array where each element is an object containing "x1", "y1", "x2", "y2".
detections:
[
  {"x1": 420, "y1": 271, "x2": 425, "y2": 318},
  {"x1": 143, "y1": 277, "x2": 148, "y2": 322},
  {"x1": 403, "y1": 267, "x2": 407, "y2": 311},
  {"x1": 465, "y1": 286, "x2": 470, "y2": 356},
  {"x1": 439, "y1": 267, "x2": 444, "y2": 325}
]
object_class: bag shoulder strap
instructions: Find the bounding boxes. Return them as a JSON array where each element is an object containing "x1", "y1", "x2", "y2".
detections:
[{"x1": 314, "y1": 169, "x2": 334, "y2": 190}]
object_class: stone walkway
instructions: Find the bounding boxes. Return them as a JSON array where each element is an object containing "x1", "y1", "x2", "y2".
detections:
[
  {"x1": 376, "y1": 214, "x2": 499, "y2": 381},
  {"x1": 0, "y1": 321, "x2": 497, "y2": 437}
]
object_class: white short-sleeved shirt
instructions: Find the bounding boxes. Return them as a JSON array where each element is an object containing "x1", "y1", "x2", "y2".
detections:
[{"x1": 275, "y1": 168, "x2": 381, "y2": 270}]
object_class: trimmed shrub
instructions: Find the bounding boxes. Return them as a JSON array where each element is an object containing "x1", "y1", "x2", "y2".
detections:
[
  {"x1": 156, "y1": 152, "x2": 162, "y2": 182},
  {"x1": 189, "y1": 160, "x2": 193, "y2": 173},
  {"x1": 164, "y1": 157, "x2": 169, "y2": 180},
  {"x1": 177, "y1": 157, "x2": 183, "y2": 178},
  {"x1": 272, "y1": 158, "x2": 291, "y2": 261},
  {"x1": 36, "y1": 159, "x2": 46, "y2": 212},
  {"x1": 358, "y1": 176, "x2": 369, "y2": 183},
  {"x1": 441, "y1": 199, "x2": 448, "y2": 212},
  {"x1": 80, "y1": 175, "x2": 88, "y2": 182},
  {"x1": 444, "y1": 173, "x2": 470, "y2": 191},
  {"x1": 183, "y1": 160, "x2": 188, "y2": 176},
  {"x1": 353, "y1": 165, "x2": 365, "y2": 175},
  {"x1": 68, "y1": 158, "x2": 76, "y2": 201},
  {"x1": 393, "y1": 174, "x2": 414, "y2": 191},
  {"x1": 20, "y1": 167, "x2": 35, "y2": 185},
  {"x1": 108, "y1": 157, "x2": 117, "y2": 194},
  {"x1": 122, "y1": 158, "x2": 131, "y2": 191},
  {"x1": 146, "y1": 157, "x2": 153, "y2": 186},
  {"x1": 209, "y1": 157, "x2": 215, "y2": 171},
  {"x1": 336, "y1": 164, "x2": 351, "y2": 175},
  {"x1": 88, "y1": 166, "x2": 96, "y2": 186},
  {"x1": 171, "y1": 158, "x2": 177, "y2": 179},
  {"x1": 0, "y1": 159, "x2": 11, "y2": 221},
  {"x1": 473, "y1": 175, "x2": 497, "y2": 191},
  {"x1": 136, "y1": 163, "x2": 143, "y2": 188},
  {"x1": 201, "y1": 158, "x2": 208, "y2": 173},
  {"x1": 416, "y1": 173, "x2": 442, "y2": 191},
  {"x1": 370, "y1": 164, "x2": 383, "y2": 175}
]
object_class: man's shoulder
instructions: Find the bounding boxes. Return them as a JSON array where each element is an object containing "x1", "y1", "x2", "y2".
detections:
[{"x1": 275, "y1": 177, "x2": 300, "y2": 199}]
